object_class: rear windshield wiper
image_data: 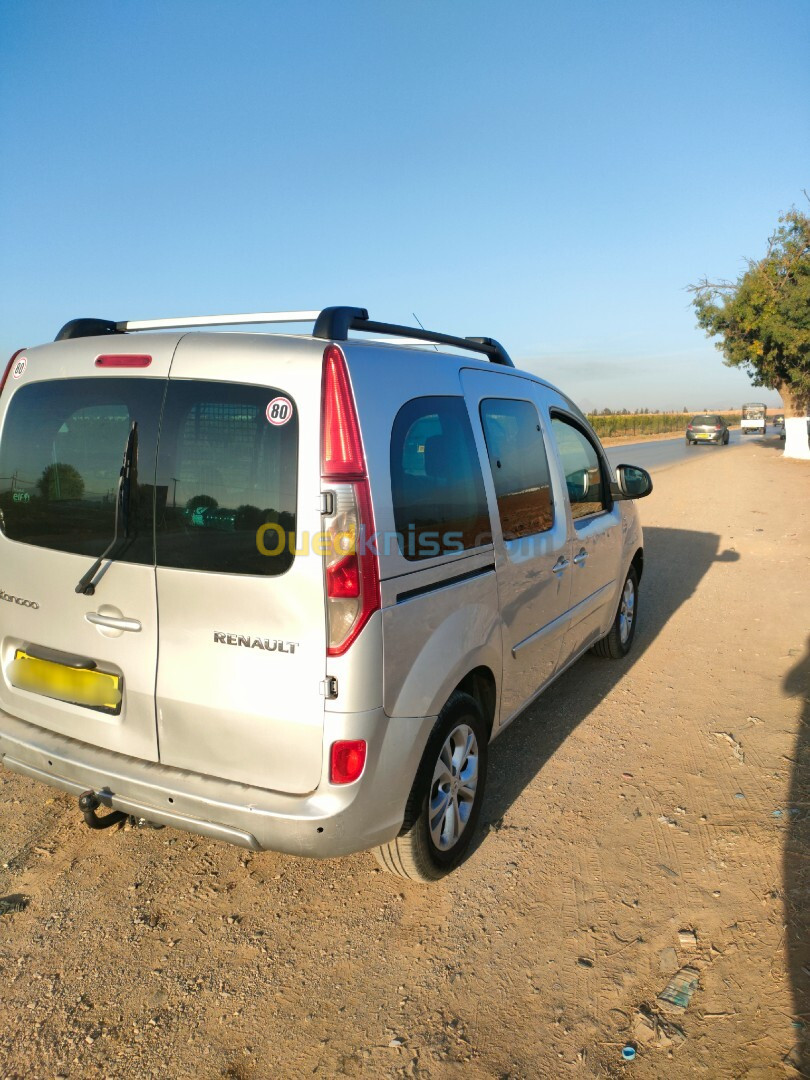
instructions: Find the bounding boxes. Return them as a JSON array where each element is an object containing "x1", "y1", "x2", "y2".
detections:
[{"x1": 75, "y1": 421, "x2": 138, "y2": 596}]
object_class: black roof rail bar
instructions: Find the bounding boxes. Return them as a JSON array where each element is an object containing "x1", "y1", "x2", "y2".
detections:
[
  {"x1": 313, "y1": 306, "x2": 515, "y2": 367},
  {"x1": 54, "y1": 307, "x2": 516, "y2": 367},
  {"x1": 55, "y1": 318, "x2": 123, "y2": 342}
]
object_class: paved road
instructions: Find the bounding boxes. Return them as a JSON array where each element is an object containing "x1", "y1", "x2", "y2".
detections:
[{"x1": 603, "y1": 427, "x2": 774, "y2": 472}]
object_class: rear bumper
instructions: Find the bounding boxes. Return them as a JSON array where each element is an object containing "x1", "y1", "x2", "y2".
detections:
[
  {"x1": 687, "y1": 432, "x2": 724, "y2": 442},
  {"x1": 0, "y1": 707, "x2": 435, "y2": 857}
]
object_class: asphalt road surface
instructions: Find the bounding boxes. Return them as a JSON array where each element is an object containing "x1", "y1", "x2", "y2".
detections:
[{"x1": 604, "y1": 426, "x2": 782, "y2": 472}]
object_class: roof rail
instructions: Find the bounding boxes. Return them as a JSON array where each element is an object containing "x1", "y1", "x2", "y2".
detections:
[
  {"x1": 54, "y1": 306, "x2": 515, "y2": 367},
  {"x1": 313, "y1": 307, "x2": 514, "y2": 367},
  {"x1": 55, "y1": 311, "x2": 320, "y2": 340},
  {"x1": 56, "y1": 318, "x2": 124, "y2": 341}
]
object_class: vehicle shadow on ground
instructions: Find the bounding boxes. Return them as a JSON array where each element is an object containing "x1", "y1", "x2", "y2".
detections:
[
  {"x1": 784, "y1": 638, "x2": 809, "y2": 1074},
  {"x1": 475, "y1": 525, "x2": 739, "y2": 846}
]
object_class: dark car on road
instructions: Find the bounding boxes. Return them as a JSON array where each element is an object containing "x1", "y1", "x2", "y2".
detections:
[{"x1": 686, "y1": 414, "x2": 730, "y2": 446}]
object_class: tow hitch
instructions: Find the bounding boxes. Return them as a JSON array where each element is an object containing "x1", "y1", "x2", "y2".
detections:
[
  {"x1": 78, "y1": 790, "x2": 128, "y2": 830},
  {"x1": 78, "y1": 790, "x2": 164, "y2": 831}
]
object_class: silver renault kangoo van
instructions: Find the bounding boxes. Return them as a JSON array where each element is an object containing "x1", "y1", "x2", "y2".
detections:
[{"x1": 0, "y1": 308, "x2": 651, "y2": 879}]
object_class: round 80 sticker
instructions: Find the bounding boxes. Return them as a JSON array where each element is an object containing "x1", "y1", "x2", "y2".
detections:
[
  {"x1": 266, "y1": 397, "x2": 293, "y2": 426},
  {"x1": 11, "y1": 356, "x2": 27, "y2": 379}
]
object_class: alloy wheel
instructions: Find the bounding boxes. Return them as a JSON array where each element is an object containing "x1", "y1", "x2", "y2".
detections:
[{"x1": 429, "y1": 724, "x2": 479, "y2": 851}]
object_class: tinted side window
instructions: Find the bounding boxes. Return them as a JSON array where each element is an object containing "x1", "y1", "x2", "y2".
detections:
[
  {"x1": 391, "y1": 396, "x2": 490, "y2": 560},
  {"x1": 155, "y1": 381, "x2": 298, "y2": 576},
  {"x1": 0, "y1": 378, "x2": 163, "y2": 562},
  {"x1": 551, "y1": 416, "x2": 607, "y2": 520},
  {"x1": 480, "y1": 398, "x2": 554, "y2": 540}
]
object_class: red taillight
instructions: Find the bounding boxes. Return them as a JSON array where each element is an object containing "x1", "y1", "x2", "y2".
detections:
[
  {"x1": 95, "y1": 355, "x2": 152, "y2": 368},
  {"x1": 0, "y1": 349, "x2": 27, "y2": 397},
  {"x1": 326, "y1": 554, "x2": 360, "y2": 598},
  {"x1": 715, "y1": 424, "x2": 723, "y2": 430},
  {"x1": 330, "y1": 740, "x2": 367, "y2": 784},
  {"x1": 687, "y1": 423, "x2": 693, "y2": 430},
  {"x1": 322, "y1": 344, "x2": 365, "y2": 478},
  {"x1": 321, "y1": 345, "x2": 380, "y2": 656}
]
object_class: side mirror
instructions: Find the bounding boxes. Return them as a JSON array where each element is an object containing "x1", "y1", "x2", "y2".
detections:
[{"x1": 611, "y1": 464, "x2": 653, "y2": 500}]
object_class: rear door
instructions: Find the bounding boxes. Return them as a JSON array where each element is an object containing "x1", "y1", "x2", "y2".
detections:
[
  {"x1": 461, "y1": 370, "x2": 573, "y2": 724},
  {"x1": 0, "y1": 342, "x2": 172, "y2": 761},
  {"x1": 153, "y1": 335, "x2": 327, "y2": 794}
]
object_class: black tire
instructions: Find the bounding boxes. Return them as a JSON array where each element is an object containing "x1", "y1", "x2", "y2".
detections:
[
  {"x1": 591, "y1": 566, "x2": 639, "y2": 660},
  {"x1": 685, "y1": 437, "x2": 692, "y2": 446},
  {"x1": 373, "y1": 692, "x2": 488, "y2": 881},
  {"x1": 723, "y1": 433, "x2": 729, "y2": 444}
]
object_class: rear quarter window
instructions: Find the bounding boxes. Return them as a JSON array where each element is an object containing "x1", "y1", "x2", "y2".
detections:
[{"x1": 390, "y1": 396, "x2": 490, "y2": 560}]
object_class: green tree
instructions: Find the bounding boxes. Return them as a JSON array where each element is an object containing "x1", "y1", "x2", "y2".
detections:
[
  {"x1": 689, "y1": 206, "x2": 810, "y2": 417},
  {"x1": 186, "y1": 494, "x2": 218, "y2": 511},
  {"x1": 37, "y1": 463, "x2": 85, "y2": 500}
]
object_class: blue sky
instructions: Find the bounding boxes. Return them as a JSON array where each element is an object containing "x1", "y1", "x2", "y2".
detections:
[{"x1": 1, "y1": 0, "x2": 808, "y2": 412}]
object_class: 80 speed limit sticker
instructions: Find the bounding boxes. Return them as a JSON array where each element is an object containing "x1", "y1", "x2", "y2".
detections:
[{"x1": 266, "y1": 397, "x2": 293, "y2": 426}]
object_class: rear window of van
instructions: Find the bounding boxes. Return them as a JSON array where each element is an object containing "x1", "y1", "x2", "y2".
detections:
[
  {"x1": 154, "y1": 381, "x2": 298, "y2": 576},
  {"x1": 0, "y1": 378, "x2": 163, "y2": 563},
  {"x1": 0, "y1": 378, "x2": 298, "y2": 577}
]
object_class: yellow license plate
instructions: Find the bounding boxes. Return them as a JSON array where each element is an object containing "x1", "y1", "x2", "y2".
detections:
[
  {"x1": 9, "y1": 651, "x2": 122, "y2": 714},
  {"x1": 697, "y1": 433, "x2": 710, "y2": 438}
]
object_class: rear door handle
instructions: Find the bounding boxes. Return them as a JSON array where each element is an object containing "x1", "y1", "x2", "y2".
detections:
[
  {"x1": 573, "y1": 549, "x2": 588, "y2": 566},
  {"x1": 85, "y1": 612, "x2": 142, "y2": 633},
  {"x1": 552, "y1": 557, "x2": 569, "y2": 575}
]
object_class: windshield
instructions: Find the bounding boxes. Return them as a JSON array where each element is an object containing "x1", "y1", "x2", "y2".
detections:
[{"x1": 691, "y1": 415, "x2": 719, "y2": 425}]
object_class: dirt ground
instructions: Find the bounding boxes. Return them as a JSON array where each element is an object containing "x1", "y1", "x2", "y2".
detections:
[{"x1": 0, "y1": 437, "x2": 808, "y2": 1080}]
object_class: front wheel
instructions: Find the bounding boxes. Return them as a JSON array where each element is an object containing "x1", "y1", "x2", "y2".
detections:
[
  {"x1": 592, "y1": 566, "x2": 639, "y2": 660},
  {"x1": 374, "y1": 692, "x2": 488, "y2": 881}
]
